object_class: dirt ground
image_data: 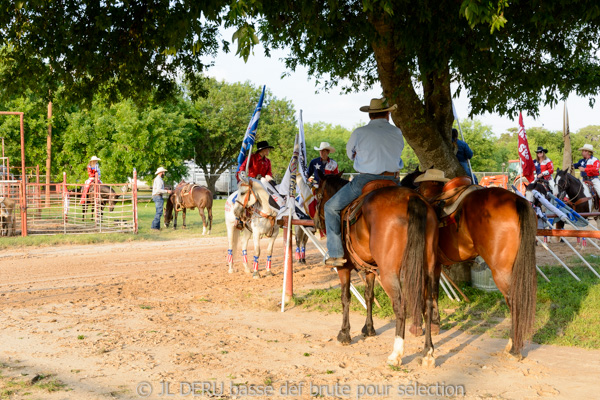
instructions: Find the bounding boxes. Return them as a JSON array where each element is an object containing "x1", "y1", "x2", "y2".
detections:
[{"x1": 1, "y1": 236, "x2": 599, "y2": 400}]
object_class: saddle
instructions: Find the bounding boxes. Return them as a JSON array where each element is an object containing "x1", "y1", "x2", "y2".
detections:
[
  {"x1": 176, "y1": 183, "x2": 199, "y2": 211},
  {"x1": 341, "y1": 179, "x2": 398, "y2": 272},
  {"x1": 430, "y1": 181, "x2": 483, "y2": 220},
  {"x1": 578, "y1": 180, "x2": 600, "y2": 210}
]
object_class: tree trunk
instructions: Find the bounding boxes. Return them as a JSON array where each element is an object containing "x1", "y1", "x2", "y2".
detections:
[{"x1": 369, "y1": 14, "x2": 464, "y2": 178}]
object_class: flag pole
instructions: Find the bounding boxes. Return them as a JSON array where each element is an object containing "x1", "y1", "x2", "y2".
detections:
[
  {"x1": 451, "y1": 101, "x2": 476, "y2": 183},
  {"x1": 562, "y1": 102, "x2": 572, "y2": 173},
  {"x1": 281, "y1": 110, "x2": 302, "y2": 312}
]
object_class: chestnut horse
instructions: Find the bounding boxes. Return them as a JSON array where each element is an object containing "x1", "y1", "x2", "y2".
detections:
[
  {"x1": 164, "y1": 181, "x2": 213, "y2": 234},
  {"x1": 315, "y1": 173, "x2": 439, "y2": 367},
  {"x1": 402, "y1": 170, "x2": 538, "y2": 358}
]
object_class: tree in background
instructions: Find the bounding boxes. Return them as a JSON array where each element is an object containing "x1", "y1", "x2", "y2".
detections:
[
  {"x1": 184, "y1": 78, "x2": 296, "y2": 191},
  {"x1": 231, "y1": 0, "x2": 600, "y2": 177}
]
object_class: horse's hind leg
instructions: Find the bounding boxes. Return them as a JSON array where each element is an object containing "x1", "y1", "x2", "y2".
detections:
[
  {"x1": 173, "y1": 209, "x2": 178, "y2": 230},
  {"x1": 421, "y1": 258, "x2": 440, "y2": 369},
  {"x1": 361, "y1": 271, "x2": 377, "y2": 337},
  {"x1": 199, "y1": 208, "x2": 207, "y2": 235},
  {"x1": 337, "y1": 266, "x2": 352, "y2": 345},
  {"x1": 182, "y1": 209, "x2": 187, "y2": 229},
  {"x1": 379, "y1": 270, "x2": 405, "y2": 366},
  {"x1": 263, "y1": 229, "x2": 278, "y2": 277},
  {"x1": 208, "y1": 207, "x2": 213, "y2": 235}
]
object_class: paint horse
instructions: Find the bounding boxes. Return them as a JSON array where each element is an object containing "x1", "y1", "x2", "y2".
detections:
[
  {"x1": 225, "y1": 175, "x2": 279, "y2": 278},
  {"x1": 402, "y1": 169, "x2": 537, "y2": 358},
  {"x1": 315, "y1": 172, "x2": 439, "y2": 368},
  {"x1": 164, "y1": 181, "x2": 213, "y2": 234},
  {"x1": 81, "y1": 185, "x2": 119, "y2": 221}
]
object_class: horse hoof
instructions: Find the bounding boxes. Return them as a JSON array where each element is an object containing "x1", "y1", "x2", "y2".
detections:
[
  {"x1": 252, "y1": 272, "x2": 260, "y2": 279},
  {"x1": 228, "y1": 268, "x2": 234, "y2": 274},
  {"x1": 337, "y1": 331, "x2": 352, "y2": 345},
  {"x1": 361, "y1": 325, "x2": 377, "y2": 337},
  {"x1": 244, "y1": 267, "x2": 251, "y2": 274},
  {"x1": 409, "y1": 324, "x2": 423, "y2": 337},
  {"x1": 299, "y1": 259, "x2": 306, "y2": 265},
  {"x1": 421, "y1": 354, "x2": 436, "y2": 369},
  {"x1": 386, "y1": 356, "x2": 402, "y2": 367},
  {"x1": 264, "y1": 270, "x2": 274, "y2": 277},
  {"x1": 431, "y1": 324, "x2": 440, "y2": 336}
]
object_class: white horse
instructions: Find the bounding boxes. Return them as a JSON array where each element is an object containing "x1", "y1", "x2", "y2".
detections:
[{"x1": 225, "y1": 176, "x2": 279, "y2": 278}]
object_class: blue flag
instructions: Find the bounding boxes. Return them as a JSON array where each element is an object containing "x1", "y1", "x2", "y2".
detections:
[{"x1": 237, "y1": 85, "x2": 266, "y2": 171}]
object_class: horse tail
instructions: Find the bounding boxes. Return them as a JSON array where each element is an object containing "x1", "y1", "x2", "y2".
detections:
[
  {"x1": 511, "y1": 196, "x2": 538, "y2": 353},
  {"x1": 400, "y1": 195, "x2": 428, "y2": 328}
]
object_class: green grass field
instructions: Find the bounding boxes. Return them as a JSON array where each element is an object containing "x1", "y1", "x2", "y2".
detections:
[
  {"x1": 293, "y1": 256, "x2": 600, "y2": 349},
  {"x1": 0, "y1": 199, "x2": 228, "y2": 250}
]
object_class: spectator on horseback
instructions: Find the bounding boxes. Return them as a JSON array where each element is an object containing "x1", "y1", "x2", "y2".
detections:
[
  {"x1": 80, "y1": 156, "x2": 102, "y2": 205},
  {"x1": 151, "y1": 167, "x2": 172, "y2": 231},
  {"x1": 323, "y1": 97, "x2": 403, "y2": 267},
  {"x1": 452, "y1": 128, "x2": 478, "y2": 184},
  {"x1": 307, "y1": 142, "x2": 339, "y2": 185},
  {"x1": 575, "y1": 144, "x2": 600, "y2": 193},
  {"x1": 237, "y1": 140, "x2": 274, "y2": 182},
  {"x1": 533, "y1": 146, "x2": 555, "y2": 191}
]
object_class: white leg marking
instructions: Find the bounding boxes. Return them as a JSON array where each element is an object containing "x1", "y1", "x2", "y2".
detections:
[{"x1": 387, "y1": 336, "x2": 404, "y2": 366}]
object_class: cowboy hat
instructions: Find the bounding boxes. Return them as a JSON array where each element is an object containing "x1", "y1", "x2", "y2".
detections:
[
  {"x1": 314, "y1": 142, "x2": 335, "y2": 153},
  {"x1": 579, "y1": 143, "x2": 595, "y2": 153},
  {"x1": 90, "y1": 156, "x2": 101, "y2": 162},
  {"x1": 255, "y1": 141, "x2": 274, "y2": 152},
  {"x1": 155, "y1": 167, "x2": 168, "y2": 175},
  {"x1": 414, "y1": 169, "x2": 450, "y2": 183},
  {"x1": 359, "y1": 97, "x2": 398, "y2": 113},
  {"x1": 535, "y1": 146, "x2": 548, "y2": 154}
]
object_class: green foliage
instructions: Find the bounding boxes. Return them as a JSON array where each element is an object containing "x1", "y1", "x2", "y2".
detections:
[
  {"x1": 0, "y1": 1, "x2": 225, "y2": 104},
  {"x1": 183, "y1": 78, "x2": 297, "y2": 186}
]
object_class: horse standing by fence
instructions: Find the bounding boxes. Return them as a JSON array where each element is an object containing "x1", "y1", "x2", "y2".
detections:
[
  {"x1": 164, "y1": 181, "x2": 213, "y2": 234},
  {"x1": 315, "y1": 172, "x2": 439, "y2": 368},
  {"x1": 402, "y1": 169, "x2": 538, "y2": 358},
  {"x1": 225, "y1": 176, "x2": 279, "y2": 279},
  {"x1": 0, "y1": 197, "x2": 15, "y2": 236},
  {"x1": 80, "y1": 185, "x2": 119, "y2": 221}
]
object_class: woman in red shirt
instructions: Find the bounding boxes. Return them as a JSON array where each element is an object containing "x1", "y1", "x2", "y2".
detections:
[
  {"x1": 237, "y1": 141, "x2": 274, "y2": 181},
  {"x1": 534, "y1": 146, "x2": 555, "y2": 191}
]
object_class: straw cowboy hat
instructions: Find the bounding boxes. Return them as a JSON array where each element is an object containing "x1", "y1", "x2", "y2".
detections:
[
  {"x1": 535, "y1": 146, "x2": 548, "y2": 154},
  {"x1": 314, "y1": 142, "x2": 335, "y2": 153},
  {"x1": 255, "y1": 141, "x2": 274, "y2": 152},
  {"x1": 90, "y1": 156, "x2": 101, "y2": 162},
  {"x1": 579, "y1": 144, "x2": 595, "y2": 153},
  {"x1": 155, "y1": 167, "x2": 168, "y2": 175},
  {"x1": 359, "y1": 97, "x2": 398, "y2": 113},
  {"x1": 414, "y1": 169, "x2": 450, "y2": 183}
]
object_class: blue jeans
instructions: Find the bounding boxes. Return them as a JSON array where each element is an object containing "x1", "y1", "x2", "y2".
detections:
[
  {"x1": 152, "y1": 196, "x2": 164, "y2": 230},
  {"x1": 325, "y1": 174, "x2": 399, "y2": 258}
]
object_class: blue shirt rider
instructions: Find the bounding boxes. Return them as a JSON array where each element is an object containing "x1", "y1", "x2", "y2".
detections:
[{"x1": 452, "y1": 129, "x2": 478, "y2": 184}]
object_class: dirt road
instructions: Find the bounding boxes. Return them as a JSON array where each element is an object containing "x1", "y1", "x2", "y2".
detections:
[{"x1": 1, "y1": 237, "x2": 599, "y2": 399}]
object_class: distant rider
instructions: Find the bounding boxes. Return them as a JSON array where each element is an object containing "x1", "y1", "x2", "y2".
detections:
[
  {"x1": 533, "y1": 146, "x2": 555, "y2": 190},
  {"x1": 80, "y1": 156, "x2": 102, "y2": 205},
  {"x1": 574, "y1": 144, "x2": 600, "y2": 195},
  {"x1": 307, "y1": 142, "x2": 339, "y2": 185}
]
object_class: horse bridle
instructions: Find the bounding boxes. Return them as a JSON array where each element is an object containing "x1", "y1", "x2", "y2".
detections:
[
  {"x1": 557, "y1": 173, "x2": 582, "y2": 201},
  {"x1": 236, "y1": 181, "x2": 258, "y2": 209}
]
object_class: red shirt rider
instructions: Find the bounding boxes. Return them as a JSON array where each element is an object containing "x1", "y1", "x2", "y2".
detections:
[
  {"x1": 534, "y1": 146, "x2": 554, "y2": 181},
  {"x1": 237, "y1": 141, "x2": 274, "y2": 181}
]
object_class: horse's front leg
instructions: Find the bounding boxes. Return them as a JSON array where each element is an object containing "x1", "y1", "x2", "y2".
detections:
[
  {"x1": 251, "y1": 225, "x2": 261, "y2": 279},
  {"x1": 337, "y1": 266, "x2": 352, "y2": 345},
  {"x1": 173, "y1": 209, "x2": 178, "y2": 230},
  {"x1": 200, "y1": 208, "x2": 207, "y2": 235},
  {"x1": 361, "y1": 271, "x2": 377, "y2": 337},
  {"x1": 226, "y1": 218, "x2": 239, "y2": 274},
  {"x1": 263, "y1": 227, "x2": 278, "y2": 277},
  {"x1": 241, "y1": 227, "x2": 252, "y2": 274}
]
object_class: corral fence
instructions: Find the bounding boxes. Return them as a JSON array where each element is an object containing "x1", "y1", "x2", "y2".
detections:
[{"x1": 0, "y1": 169, "x2": 138, "y2": 237}]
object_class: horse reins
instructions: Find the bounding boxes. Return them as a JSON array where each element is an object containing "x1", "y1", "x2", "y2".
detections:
[{"x1": 236, "y1": 180, "x2": 277, "y2": 237}]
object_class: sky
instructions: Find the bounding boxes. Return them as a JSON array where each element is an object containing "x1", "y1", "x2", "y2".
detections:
[{"x1": 202, "y1": 29, "x2": 600, "y2": 135}]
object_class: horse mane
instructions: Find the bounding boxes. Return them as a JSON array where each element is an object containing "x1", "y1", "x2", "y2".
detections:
[{"x1": 320, "y1": 173, "x2": 349, "y2": 193}]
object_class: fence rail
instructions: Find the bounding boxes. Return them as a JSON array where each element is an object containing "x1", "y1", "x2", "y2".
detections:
[{"x1": 0, "y1": 170, "x2": 138, "y2": 237}]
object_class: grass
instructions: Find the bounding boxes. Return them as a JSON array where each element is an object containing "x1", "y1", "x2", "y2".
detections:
[
  {"x1": 293, "y1": 256, "x2": 600, "y2": 349},
  {"x1": 0, "y1": 366, "x2": 69, "y2": 400},
  {"x1": 0, "y1": 198, "x2": 228, "y2": 249}
]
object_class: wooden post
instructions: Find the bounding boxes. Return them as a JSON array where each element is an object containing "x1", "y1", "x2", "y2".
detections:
[
  {"x1": 282, "y1": 216, "x2": 294, "y2": 303},
  {"x1": 133, "y1": 168, "x2": 138, "y2": 234},
  {"x1": 46, "y1": 101, "x2": 52, "y2": 208},
  {"x1": 19, "y1": 113, "x2": 26, "y2": 236},
  {"x1": 63, "y1": 172, "x2": 67, "y2": 233}
]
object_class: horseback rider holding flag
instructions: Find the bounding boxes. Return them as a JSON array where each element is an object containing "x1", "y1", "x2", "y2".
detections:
[
  {"x1": 80, "y1": 156, "x2": 102, "y2": 205},
  {"x1": 575, "y1": 144, "x2": 600, "y2": 194}
]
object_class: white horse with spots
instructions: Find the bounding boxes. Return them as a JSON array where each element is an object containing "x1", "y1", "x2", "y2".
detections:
[{"x1": 225, "y1": 176, "x2": 279, "y2": 278}]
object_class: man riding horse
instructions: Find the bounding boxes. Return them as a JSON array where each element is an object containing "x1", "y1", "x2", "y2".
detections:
[
  {"x1": 574, "y1": 144, "x2": 600, "y2": 195},
  {"x1": 323, "y1": 97, "x2": 404, "y2": 267}
]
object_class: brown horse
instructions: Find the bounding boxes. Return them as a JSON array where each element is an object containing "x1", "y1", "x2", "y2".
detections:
[
  {"x1": 315, "y1": 172, "x2": 440, "y2": 367},
  {"x1": 164, "y1": 181, "x2": 213, "y2": 234},
  {"x1": 402, "y1": 169, "x2": 538, "y2": 358}
]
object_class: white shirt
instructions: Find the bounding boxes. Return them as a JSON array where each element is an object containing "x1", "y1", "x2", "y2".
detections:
[
  {"x1": 152, "y1": 175, "x2": 168, "y2": 197},
  {"x1": 346, "y1": 118, "x2": 404, "y2": 174}
]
